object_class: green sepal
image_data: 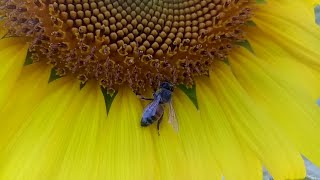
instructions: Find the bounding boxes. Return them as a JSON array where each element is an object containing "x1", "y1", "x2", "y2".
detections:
[
  {"x1": 0, "y1": 16, "x2": 9, "y2": 40},
  {"x1": 101, "y1": 87, "x2": 118, "y2": 114},
  {"x1": 245, "y1": 20, "x2": 256, "y2": 27},
  {"x1": 256, "y1": 0, "x2": 266, "y2": 4},
  {"x1": 24, "y1": 51, "x2": 33, "y2": 66},
  {"x1": 222, "y1": 58, "x2": 230, "y2": 65},
  {"x1": 178, "y1": 84, "x2": 199, "y2": 110},
  {"x1": 315, "y1": 5, "x2": 320, "y2": 26},
  {"x1": 0, "y1": 32, "x2": 8, "y2": 40},
  {"x1": 80, "y1": 82, "x2": 86, "y2": 90},
  {"x1": 1, "y1": 34, "x2": 13, "y2": 40},
  {"x1": 235, "y1": 40, "x2": 254, "y2": 54},
  {"x1": 48, "y1": 68, "x2": 62, "y2": 83}
]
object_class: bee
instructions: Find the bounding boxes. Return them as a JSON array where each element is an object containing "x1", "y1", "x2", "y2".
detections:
[{"x1": 138, "y1": 82, "x2": 179, "y2": 134}]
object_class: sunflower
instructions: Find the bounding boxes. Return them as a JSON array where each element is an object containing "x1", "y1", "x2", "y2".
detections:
[{"x1": 0, "y1": 0, "x2": 320, "y2": 179}]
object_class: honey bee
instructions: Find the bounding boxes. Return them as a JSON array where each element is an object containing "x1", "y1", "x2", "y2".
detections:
[{"x1": 139, "y1": 82, "x2": 179, "y2": 134}]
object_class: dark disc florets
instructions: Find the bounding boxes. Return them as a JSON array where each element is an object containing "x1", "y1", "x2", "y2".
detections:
[{"x1": 0, "y1": 0, "x2": 252, "y2": 93}]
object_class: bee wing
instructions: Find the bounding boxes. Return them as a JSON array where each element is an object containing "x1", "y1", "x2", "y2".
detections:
[{"x1": 168, "y1": 99, "x2": 179, "y2": 132}]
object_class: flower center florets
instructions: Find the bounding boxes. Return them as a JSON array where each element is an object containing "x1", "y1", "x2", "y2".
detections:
[{"x1": 0, "y1": 0, "x2": 252, "y2": 93}]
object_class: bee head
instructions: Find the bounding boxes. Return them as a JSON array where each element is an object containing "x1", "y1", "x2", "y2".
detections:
[{"x1": 160, "y1": 82, "x2": 174, "y2": 92}]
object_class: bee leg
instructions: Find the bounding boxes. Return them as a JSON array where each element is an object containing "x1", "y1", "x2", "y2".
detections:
[
  {"x1": 157, "y1": 114, "x2": 164, "y2": 136},
  {"x1": 137, "y1": 95, "x2": 154, "y2": 101}
]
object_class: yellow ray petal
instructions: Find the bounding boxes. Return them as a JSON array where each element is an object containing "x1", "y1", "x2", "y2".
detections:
[
  {"x1": 156, "y1": 88, "x2": 227, "y2": 179},
  {"x1": 102, "y1": 88, "x2": 191, "y2": 180},
  {"x1": 253, "y1": 1, "x2": 320, "y2": 71},
  {"x1": 0, "y1": 38, "x2": 28, "y2": 109},
  {"x1": 0, "y1": 79, "x2": 222, "y2": 179},
  {"x1": 99, "y1": 87, "x2": 159, "y2": 179},
  {"x1": 0, "y1": 62, "x2": 51, "y2": 150},
  {"x1": 208, "y1": 61, "x2": 306, "y2": 179},
  {"x1": 0, "y1": 78, "x2": 86, "y2": 180},
  {"x1": 173, "y1": 89, "x2": 222, "y2": 179},
  {"x1": 307, "y1": 0, "x2": 319, "y2": 6},
  {"x1": 55, "y1": 82, "x2": 107, "y2": 179},
  {"x1": 229, "y1": 41, "x2": 320, "y2": 167},
  {"x1": 103, "y1": 87, "x2": 222, "y2": 179},
  {"x1": 244, "y1": 28, "x2": 320, "y2": 101},
  {"x1": 238, "y1": 0, "x2": 320, "y2": 165},
  {"x1": 196, "y1": 78, "x2": 262, "y2": 180}
]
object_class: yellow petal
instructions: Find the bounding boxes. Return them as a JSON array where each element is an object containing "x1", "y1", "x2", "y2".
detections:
[
  {"x1": 253, "y1": 1, "x2": 320, "y2": 71},
  {"x1": 102, "y1": 87, "x2": 222, "y2": 179},
  {"x1": 243, "y1": 28, "x2": 320, "y2": 101},
  {"x1": 240, "y1": 2, "x2": 320, "y2": 167},
  {"x1": 173, "y1": 89, "x2": 222, "y2": 179},
  {"x1": 197, "y1": 78, "x2": 262, "y2": 180},
  {"x1": 0, "y1": 38, "x2": 28, "y2": 109},
  {"x1": 0, "y1": 62, "x2": 51, "y2": 150},
  {"x1": 306, "y1": 0, "x2": 319, "y2": 7},
  {"x1": 97, "y1": 87, "x2": 158, "y2": 179},
  {"x1": 0, "y1": 79, "x2": 222, "y2": 179},
  {"x1": 229, "y1": 34, "x2": 320, "y2": 167},
  {"x1": 208, "y1": 61, "x2": 306, "y2": 179},
  {"x1": 0, "y1": 78, "x2": 96, "y2": 179},
  {"x1": 55, "y1": 82, "x2": 107, "y2": 179}
]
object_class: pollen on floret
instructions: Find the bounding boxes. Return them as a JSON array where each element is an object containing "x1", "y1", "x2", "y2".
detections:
[{"x1": 1, "y1": 0, "x2": 252, "y2": 94}]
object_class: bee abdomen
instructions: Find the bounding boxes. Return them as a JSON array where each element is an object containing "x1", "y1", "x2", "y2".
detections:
[{"x1": 141, "y1": 117, "x2": 155, "y2": 127}]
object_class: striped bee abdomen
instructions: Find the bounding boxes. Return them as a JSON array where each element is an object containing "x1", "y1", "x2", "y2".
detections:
[
  {"x1": 141, "y1": 104, "x2": 164, "y2": 127},
  {"x1": 141, "y1": 117, "x2": 154, "y2": 126}
]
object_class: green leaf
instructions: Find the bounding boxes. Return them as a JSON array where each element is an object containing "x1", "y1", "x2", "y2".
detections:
[
  {"x1": 24, "y1": 51, "x2": 33, "y2": 66},
  {"x1": 48, "y1": 68, "x2": 62, "y2": 83},
  {"x1": 256, "y1": 0, "x2": 266, "y2": 4},
  {"x1": 101, "y1": 87, "x2": 118, "y2": 114},
  {"x1": 235, "y1": 40, "x2": 254, "y2": 54},
  {"x1": 178, "y1": 84, "x2": 199, "y2": 110},
  {"x1": 245, "y1": 20, "x2": 256, "y2": 27},
  {"x1": 315, "y1": 5, "x2": 320, "y2": 26}
]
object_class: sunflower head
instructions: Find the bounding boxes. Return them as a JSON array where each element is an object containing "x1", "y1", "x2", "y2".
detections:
[
  {"x1": 1, "y1": 0, "x2": 320, "y2": 179},
  {"x1": 1, "y1": 0, "x2": 252, "y2": 93}
]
